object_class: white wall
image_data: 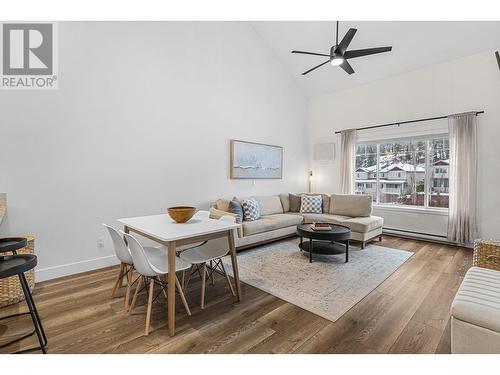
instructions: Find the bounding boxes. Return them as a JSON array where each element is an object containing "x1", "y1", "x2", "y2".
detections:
[
  {"x1": 308, "y1": 49, "x2": 500, "y2": 239},
  {"x1": 0, "y1": 22, "x2": 308, "y2": 281}
]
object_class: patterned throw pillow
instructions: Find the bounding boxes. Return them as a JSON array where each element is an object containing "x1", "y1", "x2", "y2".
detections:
[
  {"x1": 300, "y1": 195, "x2": 323, "y2": 214},
  {"x1": 241, "y1": 198, "x2": 261, "y2": 221}
]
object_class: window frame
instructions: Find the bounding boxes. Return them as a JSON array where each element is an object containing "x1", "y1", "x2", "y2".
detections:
[{"x1": 356, "y1": 134, "x2": 449, "y2": 212}]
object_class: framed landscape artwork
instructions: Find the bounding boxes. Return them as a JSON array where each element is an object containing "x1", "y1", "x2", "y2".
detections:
[{"x1": 230, "y1": 140, "x2": 283, "y2": 179}]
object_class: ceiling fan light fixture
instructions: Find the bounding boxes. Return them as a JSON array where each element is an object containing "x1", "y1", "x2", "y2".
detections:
[
  {"x1": 330, "y1": 57, "x2": 344, "y2": 66},
  {"x1": 292, "y1": 21, "x2": 392, "y2": 76}
]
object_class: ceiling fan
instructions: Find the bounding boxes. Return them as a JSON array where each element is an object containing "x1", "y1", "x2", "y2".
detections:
[{"x1": 292, "y1": 21, "x2": 392, "y2": 75}]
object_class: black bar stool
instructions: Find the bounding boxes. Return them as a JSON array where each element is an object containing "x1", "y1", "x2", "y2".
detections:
[{"x1": 0, "y1": 237, "x2": 47, "y2": 354}]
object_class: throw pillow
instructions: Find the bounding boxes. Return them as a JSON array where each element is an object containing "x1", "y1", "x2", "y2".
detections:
[
  {"x1": 229, "y1": 198, "x2": 244, "y2": 223},
  {"x1": 289, "y1": 193, "x2": 302, "y2": 212},
  {"x1": 300, "y1": 195, "x2": 323, "y2": 214},
  {"x1": 241, "y1": 198, "x2": 261, "y2": 221},
  {"x1": 304, "y1": 193, "x2": 330, "y2": 213},
  {"x1": 279, "y1": 193, "x2": 290, "y2": 212},
  {"x1": 216, "y1": 198, "x2": 231, "y2": 212},
  {"x1": 209, "y1": 207, "x2": 239, "y2": 221}
]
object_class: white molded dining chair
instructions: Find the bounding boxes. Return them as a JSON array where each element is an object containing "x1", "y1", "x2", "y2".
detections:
[
  {"x1": 103, "y1": 224, "x2": 135, "y2": 309},
  {"x1": 179, "y1": 215, "x2": 236, "y2": 309},
  {"x1": 176, "y1": 210, "x2": 211, "y2": 255},
  {"x1": 121, "y1": 231, "x2": 192, "y2": 335}
]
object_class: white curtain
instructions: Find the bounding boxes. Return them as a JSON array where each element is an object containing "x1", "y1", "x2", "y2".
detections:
[
  {"x1": 339, "y1": 129, "x2": 357, "y2": 194},
  {"x1": 447, "y1": 112, "x2": 478, "y2": 244}
]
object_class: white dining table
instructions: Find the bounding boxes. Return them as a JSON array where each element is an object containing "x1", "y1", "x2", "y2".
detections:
[{"x1": 117, "y1": 213, "x2": 242, "y2": 336}]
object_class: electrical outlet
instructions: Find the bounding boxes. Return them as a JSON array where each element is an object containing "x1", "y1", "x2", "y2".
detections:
[{"x1": 97, "y1": 237, "x2": 104, "y2": 248}]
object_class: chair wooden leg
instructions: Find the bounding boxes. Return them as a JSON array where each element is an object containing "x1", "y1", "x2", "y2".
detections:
[
  {"x1": 210, "y1": 260, "x2": 215, "y2": 286},
  {"x1": 111, "y1": 262, "x2": 125, "y2": 297},
  {"x1": 145, "y1": 278, "x2": 154, "y2": 336},
  {"x1": 129, "y1": 276, "x2": 143, "y2": 315},
  {"x1": 200, "y1": 264, "x2": 207, "y2": 309},
  {"x1": 124, "y1": 265, "x2": 133, "y2": 310},
  {"x1": 175, "y1": 276, "x2": 191, "y2": 316},
  {"x1": 160, "y1": 276, "x2": 168, "y2": 299},
  {"x1": 181, "y1": 270, "x2": 186, "y2": 290},
  {"x1": 184, "y1": 265, "x2": 195, "y2": 291},
  {"x1": 361, "y1": 241, "x2": 365, "y2": 249},
  {"x1": 219, "y1": 259, "x2": 236, "y2": 297},
  {"x1": 379, "y1": 235, "x2": 383, "y2": 242}
]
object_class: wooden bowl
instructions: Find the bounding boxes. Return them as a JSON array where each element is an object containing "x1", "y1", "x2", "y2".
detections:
[{"x1": 167, "y1": 206, "x2": 197, "y2": 223}]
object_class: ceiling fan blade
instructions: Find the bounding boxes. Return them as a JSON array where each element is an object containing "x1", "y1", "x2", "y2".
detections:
[
  {"x1": 302, "y1": 60, "x2": 330, "y2": 75},
  {"x1": 292, "y1": 50, "x2": 330, "y2": 57},
  {"x1": 337, "y1": 28, "x2": 357, "y2": 54},
  {"x1": 344, "y1": 47, "x2": 392, "y2": 59},
  {"x1": 340, "y1": 59, "x2": 355, "y2": 75}
]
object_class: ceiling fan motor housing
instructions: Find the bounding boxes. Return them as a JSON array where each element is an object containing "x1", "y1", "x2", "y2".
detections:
[{"x1": 330, "y1": 45, "x2": 341, "y2": 57}]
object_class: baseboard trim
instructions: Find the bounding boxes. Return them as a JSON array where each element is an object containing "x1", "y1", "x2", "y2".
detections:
[
  {"x1": 382, "y1": 228, "x2": 470, "y2": 248},
  {"x1": 384, "y1": 227, "x2": 447, "y2": 239},
  {"x1": 35, "y1": 255, "x2": 120, "y2": 282}
]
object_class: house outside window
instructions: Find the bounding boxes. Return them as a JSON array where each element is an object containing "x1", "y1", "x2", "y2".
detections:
[{"x1": 355, "y1": 136, "x2": 449, "y2": 209}]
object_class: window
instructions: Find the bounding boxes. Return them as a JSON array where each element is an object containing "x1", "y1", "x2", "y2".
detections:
[
  {"x1": 355, "y1": 143, "x2": 377, "y2": 202},
  {"x1": 355, "y1": 136, "x2": 449, "y2": 209},
  {"x1": 429, "y1": 137, "x2": 449, "y2": 208}
]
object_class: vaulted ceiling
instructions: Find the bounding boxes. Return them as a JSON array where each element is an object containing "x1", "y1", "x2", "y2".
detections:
[{"x1": 251, "y1": 21, "x2": 500, "y2": 97}]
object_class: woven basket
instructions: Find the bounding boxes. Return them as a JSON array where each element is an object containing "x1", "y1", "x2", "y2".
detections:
[
  {"x1": 0, "y1": 236, "x2": 35, "y2": 308},
  {"x1": 473, "y1": 239, "x2": 500, "y2": 271}
]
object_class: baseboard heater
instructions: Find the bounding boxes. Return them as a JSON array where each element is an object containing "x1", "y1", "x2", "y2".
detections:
[{"x1": 382, "y1": 227, "x2": 465, "y2": 247}]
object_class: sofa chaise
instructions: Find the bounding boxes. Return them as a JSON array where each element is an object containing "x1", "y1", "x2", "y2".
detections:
[{"x1": 209, "y1": 193, "x2": 383, "y2": 250}]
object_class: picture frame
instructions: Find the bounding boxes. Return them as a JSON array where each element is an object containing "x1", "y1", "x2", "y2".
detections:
[{"x1": 230, "y1": 139, "x2": 283, "y2": 179}]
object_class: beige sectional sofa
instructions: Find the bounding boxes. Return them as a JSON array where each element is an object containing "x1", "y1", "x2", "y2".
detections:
[{"x1": 209, "y1": 193, "x2": 383, "y2": 250}]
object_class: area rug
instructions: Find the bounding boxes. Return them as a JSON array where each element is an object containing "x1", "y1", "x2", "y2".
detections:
[{"x1": 223, "y1": 238, "x2": 413, "y2": 322}]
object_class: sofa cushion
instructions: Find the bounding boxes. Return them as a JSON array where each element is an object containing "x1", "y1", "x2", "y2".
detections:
[
  {"x1": 300, "y1": 195, "x2": 323, "y2": 214},
  {"x1": 241, "y1": 198, "x2": 261, "y2": 221},
  {"x1": 319, "y1": 194, "x2": 331, "y2": 214},
  {"x1": 452, "y1": 266, "x2": 500, "y2": 333},
  {"x1": 289, "y1": 193, "x2": 301, "y2": 212},
  {"x1": 301, "y1": 213, "x2": 351, "y2": 225},
  {"x1": 253, "y1": 196, "x2": 284, "y2": 216},
  {"x1": 330, "y1": 194, "x2": 372, "y2": 217},
  {"x1": 242, "y1": 213, "x2": 303, "y2": 236},
  {"x1": 341, "y1": 215, "x2": 383, "y2": 233},
  {"x1": 279, "y1": 193, "x2": 290, "y2": 212}
]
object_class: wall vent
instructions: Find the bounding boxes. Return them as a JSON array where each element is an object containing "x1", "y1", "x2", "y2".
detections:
[{"x1": 313, "y1": 143, "x2": 335, "y2": 161}]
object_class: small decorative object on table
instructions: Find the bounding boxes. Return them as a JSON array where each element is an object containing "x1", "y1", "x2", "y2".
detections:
[
  {"x1": 167, "y1": 206, "x2": 197, "y2": 223},
  {"x1": 311, "y1": 222, "x2": 332, "y2": 231}
]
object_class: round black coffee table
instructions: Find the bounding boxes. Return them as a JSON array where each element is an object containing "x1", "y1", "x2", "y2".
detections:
[{"x1": 296, "y1": 224, "x2": 351, "y2": 263}]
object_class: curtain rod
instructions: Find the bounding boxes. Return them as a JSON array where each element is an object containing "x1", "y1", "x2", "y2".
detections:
[{"x1": 334, "y1": 111, "x2": 484, "y2": 135}]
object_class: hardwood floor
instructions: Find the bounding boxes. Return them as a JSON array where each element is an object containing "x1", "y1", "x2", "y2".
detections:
[{"x1": 0, "y1": 236, "x2": 471, "y2": 354}]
